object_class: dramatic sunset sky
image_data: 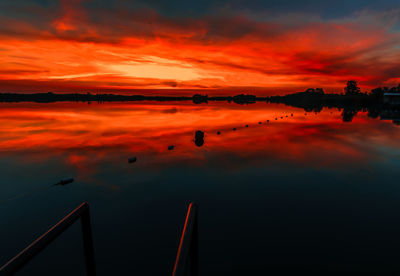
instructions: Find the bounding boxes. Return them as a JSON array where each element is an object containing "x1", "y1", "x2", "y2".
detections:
[{"x1": 0, "y1": 0, "x2": 399, "y2": 94}]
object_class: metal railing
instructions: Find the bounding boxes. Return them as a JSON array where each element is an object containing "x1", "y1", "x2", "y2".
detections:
[
  {"x1": 0, "y1": 202, "x2": 96, "y2": 276},
  {"x1": 1, "y1": 201, "x2": 197, "y2": 276},
  {"x1": 173, "y1": 202, "x2": 199, "y2": 276}
]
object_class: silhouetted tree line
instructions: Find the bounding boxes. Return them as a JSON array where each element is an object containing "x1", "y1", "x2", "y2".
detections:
[
  {"x1": 2, "y1": 81, "x2": 400, "y2": 124},
  {"x1": 269, "y1": 81, "x2": 400, "y2": 123},
  {"x1": 192, "y1": 94, "x2": 260, "y2": 104},
  {"x1": 305, "y1": 88, "x2": 325, "y2": 94},
  {"x1": 370, "y1": 84, "x2": 400, "y2": 99},
  {"x1": 0, "y1": 92, "x2": 266, "y2": 104},
  {"x1": 0, "y1": 92, "x2": 192, "y2": 103}
]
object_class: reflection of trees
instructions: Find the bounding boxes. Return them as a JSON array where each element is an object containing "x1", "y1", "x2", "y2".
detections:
[
  {"x1": 304, "y1": 105, "x2": 323, "y2": 113},
  {"x1": 367, "y1": 106, "x2": 382, "y2": 119},
  {"x1": 342, "y1": 108, "x2": 359, "y2": 122},
  {"x1": 194, "y1": 131, "x2": 205, "y2": 147}
]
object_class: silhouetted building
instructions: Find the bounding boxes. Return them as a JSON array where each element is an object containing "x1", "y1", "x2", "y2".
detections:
[
  {"x1": 383, "y1": 93, "x2": 400, "y2": 105},
  {"x1": 380, "y1": 109, "x2": 400, "y2": 125}
]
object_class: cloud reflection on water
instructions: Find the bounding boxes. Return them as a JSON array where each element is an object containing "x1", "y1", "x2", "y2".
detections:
[{"x1": 0, "y1": 101, "x2": 399, "y2": 178}]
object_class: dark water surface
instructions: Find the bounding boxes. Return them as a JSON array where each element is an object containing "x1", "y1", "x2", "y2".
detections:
[{"x1": 1, "y1": 101, "x2": 400, "y2": 275}]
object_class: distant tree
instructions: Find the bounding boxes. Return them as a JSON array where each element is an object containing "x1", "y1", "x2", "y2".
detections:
[
  {"x1": 304, "y1": 88, "x2": 324, "y2": 94},
  {"x1": 345, "y1": 80, "x2": 361, "y2": 95},
  {"x1": 232, "y1": 94, "x2": 256, "y2": 104},
  {"x1": 370, "y1": 87, "x2": 384, "y2": 98},
  {"x1": 192, "y1": 94, "x2": 208, "y2": 104}
]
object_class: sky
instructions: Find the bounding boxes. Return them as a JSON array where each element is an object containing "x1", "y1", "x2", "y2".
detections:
[{"x1": 0, "y1": 0, "x2": 399, "y2": 94}]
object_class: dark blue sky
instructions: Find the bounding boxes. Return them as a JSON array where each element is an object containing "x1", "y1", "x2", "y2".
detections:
[{"x1": 2, "y1": 0, "x2": 399, "y2": 19}]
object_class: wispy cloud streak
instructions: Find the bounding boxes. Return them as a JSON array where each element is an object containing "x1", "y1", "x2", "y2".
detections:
[{"x1": 0, "y1": 1, "x2": 399, "y2": 93}]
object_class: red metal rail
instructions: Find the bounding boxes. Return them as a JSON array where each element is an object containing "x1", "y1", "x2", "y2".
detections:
[
  {"x1": 0, "y1": 202, "x2": 96, "y2": 276},
  {"x1": 173, "y1": 202, "x2": 199, "y2": 276}
]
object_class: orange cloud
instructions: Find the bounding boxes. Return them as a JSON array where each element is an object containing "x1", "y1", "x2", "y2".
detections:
[{"x1": 0, "y1": 2, "x2": 399, "y2": 94}]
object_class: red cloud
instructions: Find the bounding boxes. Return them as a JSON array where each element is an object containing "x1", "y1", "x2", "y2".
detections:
[{"x1": 0, "y1": 2, "x2": 399, "y2": 93}]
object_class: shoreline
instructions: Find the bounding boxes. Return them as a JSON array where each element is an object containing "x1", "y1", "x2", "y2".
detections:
[
  {"x1": 0, "y1": 92, "x2": 267, "y2": 104},
  {"x1": 0, "y1": 91, "x2": 383, "y2": 104}
]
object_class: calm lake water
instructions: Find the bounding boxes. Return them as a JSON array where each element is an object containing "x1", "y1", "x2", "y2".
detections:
[{"x1": 1, "y1": 101, "x2": 400, "y2": 275}]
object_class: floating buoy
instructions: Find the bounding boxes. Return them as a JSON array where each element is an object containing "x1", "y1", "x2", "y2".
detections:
[
  {"x1": 128, "y1": 157, "x2": 137, "y2": 163},
  {"x1": 168, "y1": 145, "x2": 175, "y2": 150},
  {"x1": 56, "y1": 177, "x2": 74, "y2": 186},
  {"x1": 217, "y1": 131, "x2": 221, "y2": 135},
  {"x1": 258, "y1": 122, "x2": 261, "y2": 124},
  {"x1": 194, "y1": 130, "x2": 205, "y2": 147},
  {"x1": 195, "y1": 130, "x2": 204, "y2": 140},
  {"x1": 291, "y1": 114, "x2": 293, "y2": 116},
  {"x1": 233, "y1": 128, "x2": 236, "y2": 131},
  {"x1": 275, "y1": 118, "x2": 277, "y2": 120},
  {"x1": 245, "y1": 125, "x2": 248, "y2": 127},
  {"x1": 281, "y1": 117, "x2": 283, "y2": 119},
  {"x1": 267, "y1": 120, "x2": 269, "y2": 123}
]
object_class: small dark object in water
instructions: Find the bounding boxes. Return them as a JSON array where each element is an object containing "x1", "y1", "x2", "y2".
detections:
[
  {"x1": 195, "y1": 130, "x2": 204, "y2": 140},
  {"x1": 291, "y1": 114, "x2": 293, "y2": 116},
  {"x1": 56, "y1": 177, "x2": 74, "y2": 186},
  {"x1": 281, "y1": 117, "x2": 283, "y2": 119},
  {"x1": 217, "y1": 131, "x2": 221, "y2": 135},
  {"x1": 128, "y1": 157, "x2": 137, "y2": 163},
  {"x1": 258, "y1": 122, "x2": 261, "y2": 124},
  {"x1": 233, "y1": 128, "x2": 236, "y2": 131},
  {"x1": 286, "y1": 115, "x2": 288, "y2": 117},
  {"x1": 168, "y1": 145, "x2": 175, "y2": 150},
  {"x1": 275, "y1": 118, "x2": 277, "y2": 120},
  {"x1": 245, "y1": 125, "x2": 248, "y2": 127},
  {"x1": 194, "y1": 130, "x2": 205, "y2": 147},
  {"x1": 267, "y1": 120, "x2": 269, "y2": 123}
]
